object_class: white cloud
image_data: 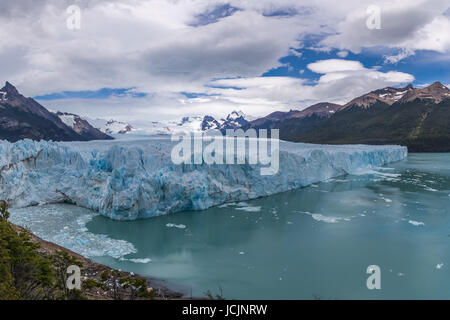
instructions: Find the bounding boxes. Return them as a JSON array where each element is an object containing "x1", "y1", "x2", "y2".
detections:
[
  {"x1": 404, "y1": 15, "x2": 450, "y2": 53},
  {"x1": 289, "y1": 48, "x2": 303, "y2": 57},
  {"x1": 307, "y1": 59, "x2": 365, "y2": 73},
  {"x1": 307, "y1": 59, "x2": 414, "y2": 85},
  {"x1": 320, "y1": 0, "x2": 450, "y2": 56},
  {"x1": 209, "y1": 77, "x2": 305, "y2": 89},
  {"x1": 0, "y1": 1, "x2": 314, "y2": 97},
  {"x1": 194, "y1": 59, "x2": 414, "y2": 117},
  {"x1": 0, "y1": 0, "x2": 441, "y2": 122},
  {"x1": 383, "y1": 49, "x2": 415, "y2": 64}
]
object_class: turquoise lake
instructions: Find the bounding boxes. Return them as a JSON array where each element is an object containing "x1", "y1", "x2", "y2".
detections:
[{"x1": 10, "y1": 153, "x2": 450, "y2": 299}]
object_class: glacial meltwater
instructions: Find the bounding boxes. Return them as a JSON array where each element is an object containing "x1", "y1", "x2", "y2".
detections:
[{"x1": 10, "y1": 153, "x2": 450, "y2": 299}]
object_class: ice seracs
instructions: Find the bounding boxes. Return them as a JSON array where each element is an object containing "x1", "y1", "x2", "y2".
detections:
[{"x1": 0, "y1": 138, "x2": 407, "y2": 220}]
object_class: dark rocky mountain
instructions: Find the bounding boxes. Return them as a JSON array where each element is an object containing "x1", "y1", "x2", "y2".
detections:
[
  {"x1": 249, "y1": 82, "x2": 450, "y2": 152},
  {"x1": 243, "y1": 102, "x2": 343, "y2": 139},
  {"x1": 399, "y1": 81, "x2": 450, "y2": 103},
  {"x1": 201, "y1": 115, "x2": 221, "y2": 131},
  {"x1": 289, "y1": 102, "x2": 343, "y2": 118},
  {"x1": 55, "y1": 112, "x2": 113, "y2": 140},
  {"x1": 343, "y1": 84, "x2": 414, "y2": 108},
  {"x1": 0, "y1": 82, "x2": 113, "y2": 142},
  {"x1": 341, "y1": 82, "x2": 449, "y2": 108},
  {"x1": 219, "y1": 110, "x2": 252, "y2": 130}
]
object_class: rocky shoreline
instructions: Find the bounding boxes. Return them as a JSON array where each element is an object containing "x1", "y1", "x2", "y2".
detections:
[{"x1": 12, "y1": 223, "x2": 185, "y2": 300}]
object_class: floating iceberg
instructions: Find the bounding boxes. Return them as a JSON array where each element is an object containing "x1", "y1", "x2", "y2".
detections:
[{"x1": 0, "y1": 137, "x2": 407, "y2": 220}]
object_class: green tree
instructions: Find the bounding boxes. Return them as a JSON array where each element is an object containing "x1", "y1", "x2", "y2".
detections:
[
  {"x1": 51, "y1": 250, "x2": 85, "y2": 300},
  {"x1": 97, "y1": 270, "x2": 154, "y2": 300},
  {"x1": 0, "y1": 201, "x2": 154, "y2": 300},
  {"x1": 0, "y1": 200, "x2": 10, "y2": 221},
  {"x1": 0, "y1": 202, "x2": 55, "y2": 300}
]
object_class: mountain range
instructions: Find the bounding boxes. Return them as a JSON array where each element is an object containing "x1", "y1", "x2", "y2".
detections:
[
  {"x1": 246, "y1": 82, "x2": 450, "y2": 152},
  {"x1": 0, "y1": 82, "x2": 112, "y2": 142},
  {"x1": 1, "y1": 81, "x2": 449, "y2": 152},
  {"x1": 81, "y1": 117, "x2": 135, "y2": 135},
  {"x1": 139, "y1": 110, "x2": 255, "y2": 135}
]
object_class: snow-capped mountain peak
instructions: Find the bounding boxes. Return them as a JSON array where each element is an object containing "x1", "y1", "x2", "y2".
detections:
[
  {"x1": 227, "y1": 110, "x2": 244, "y2": 120},
  {"x1": 400, "y1": 82, "x2": 450, "y2": 103},
  {"x1": 0, "y1": 81, "x2": 112, "y2": 142},
  {"x1": 201, "y1": 115, "x2": 221, "y2": 131},
  {"x1": 344, "y1": 84, "x2": 415, "y2": 108},
  {"x1": 219, "y1": 110, "x2": 254, "y2": 130},
  {"x1": 135, "y1": 111, "x2": 256, "y2": 135},
  {"x1": 83, "y1": 117, "x2": 135, "y2": 135},
  {"x1": 226, "y1": 110, "x2": 256, "y2": 121},
  {"x1": 343, "y1": 82, "x2": 450, "y2": 109},
  {"x1": 55, "y1": 112, "x2": 113, "y2": 140}
]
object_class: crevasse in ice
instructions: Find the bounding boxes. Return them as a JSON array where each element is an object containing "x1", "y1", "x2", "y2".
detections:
[{"x1": 0, "y1": 138, "x2": 407, "y2": 220}]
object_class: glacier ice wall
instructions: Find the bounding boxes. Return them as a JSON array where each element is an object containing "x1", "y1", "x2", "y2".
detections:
[{"x1": 0, "y1": 138, "x2": 407, "y2": 220}]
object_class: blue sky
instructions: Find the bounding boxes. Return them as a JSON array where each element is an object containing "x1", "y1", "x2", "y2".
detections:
[
  {"x1": 1, "y1": 0, "x2": 449, "y2": 121},
  {"x1": 33, "y1": 48, "x2": 450, "y2": 102},
  {"x1": 35, "y1": 88, "x2": 147, "y2": 100},
  {"x1": 264, "y1": 47, "x2": 450, "y2": 86}
]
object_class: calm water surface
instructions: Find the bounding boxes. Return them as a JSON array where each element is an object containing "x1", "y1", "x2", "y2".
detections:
[
  {"x1": 86, "y1": 153, "x2": 450, "y2": 299},
  {"x1": 11, "y1": 153, "x2": 450, "y2": 299}
]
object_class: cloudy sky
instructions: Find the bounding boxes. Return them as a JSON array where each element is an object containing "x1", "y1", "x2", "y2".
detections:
[{"x1": 1, "y1": 0, "x2": 449, "y2": 124}]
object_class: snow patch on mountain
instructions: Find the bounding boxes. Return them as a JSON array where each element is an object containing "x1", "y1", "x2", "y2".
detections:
[
  {"x1": 136, "y1": 111, "x2": 255, "y2": 135},
  {"x1": 85, "y1": 118, "x2": 135, "y2": 134},
  {"x1": 58, "y1": 113, "x2": 76, "y2": 127}
]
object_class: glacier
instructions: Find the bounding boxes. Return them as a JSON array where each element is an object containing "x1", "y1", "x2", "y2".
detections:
[{"x1": 0, "y1": 137, "x2": 407, "y2": 220}]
